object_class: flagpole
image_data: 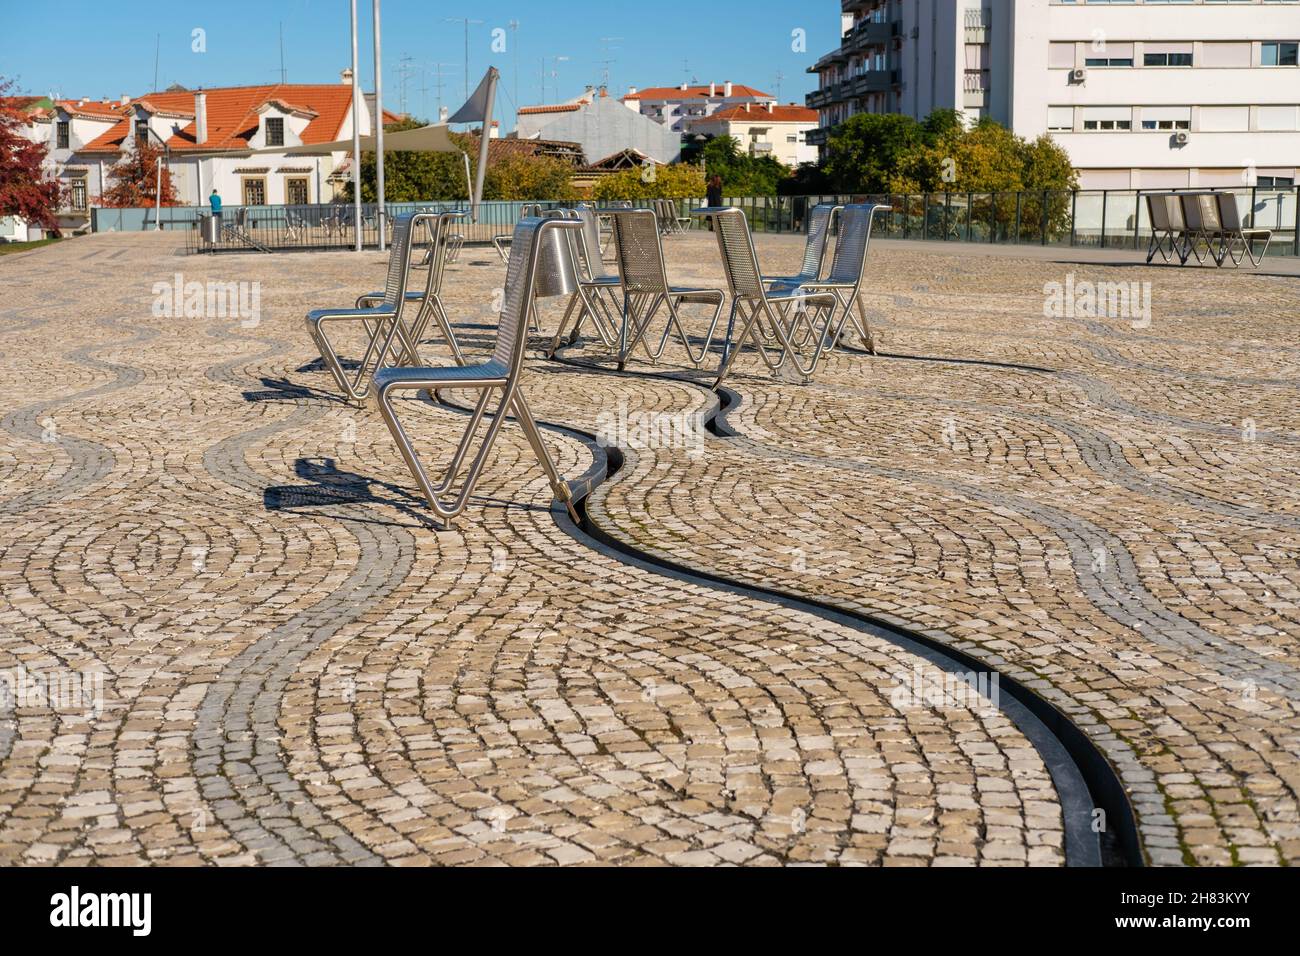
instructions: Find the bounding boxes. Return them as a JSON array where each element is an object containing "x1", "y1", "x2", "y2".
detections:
[
  {"x1": 350, "y1": 0, "x2": 362, "y2": 252},
  {"x1": 471, "y1": 67, "x2": 498, "y2": 223},
  {"x1": 372, "y1": 0, "x2": 386, "y2": 252}
]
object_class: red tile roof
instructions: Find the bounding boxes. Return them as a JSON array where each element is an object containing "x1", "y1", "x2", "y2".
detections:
[
  {"x1": 56, "y1": 99, "x2": 126, "y2": 120},
  {"x1": 517, "y1": 103, "x2": 582, "y2": 116},
  {"x1": 698, "y1": 104, "x2": 818, "y2": 123},
  {"x1": 77, "y1": 84, "x2": 390, "y2": 154},
  {"x1": 623, "y1": 84, "x2": 772, "y2": 101}
]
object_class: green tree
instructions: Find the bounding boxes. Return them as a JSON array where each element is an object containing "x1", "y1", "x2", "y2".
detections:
[
  {"x1": 483, "y1": 153, "x2": 578, "y2": 201},
  {"x1": 821, "y1": 112, "x2": 923, "y2": 192},
  {"x1": 348, "y1": 119, "x2": 472, "y2": 202},
  {"x1": 701, "y1": 136, "x2": 789, "y2": 196},
  {"x1": 591, "y1": 163, "x2": 706, "y2": 200}
]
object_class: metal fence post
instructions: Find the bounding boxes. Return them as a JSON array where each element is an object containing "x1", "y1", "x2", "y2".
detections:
[
  {"x1": 1132, "y1": 192, "x2": 1140, "y2": 250},
  {"x1": 1100, "y1": 189, "x2": 1108, "y2": 249},
  {"x1": 1013, "y1": 193, "x2": 1021, "y2": 243},
  {"x1": 1070, "y1": 191, "x2": 1077, "y2": 247},
  {"x1": 1042, "y1": 190, "x2": 1049, "y2": 245}
]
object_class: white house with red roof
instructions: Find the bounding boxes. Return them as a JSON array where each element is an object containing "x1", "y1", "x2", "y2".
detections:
[
  {"x1": 29, "y1": 73, "x2": 393, "y2": 230},
  {"x1": 622, "y1": 82, "x2": 776, "y2": 134},
  {"x1": 687, "y1": 103, "x2": 820, "y2": 167}
]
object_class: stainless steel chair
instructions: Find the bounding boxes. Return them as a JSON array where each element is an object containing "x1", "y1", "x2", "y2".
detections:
[
  {"x1": 545, "y1": 204, "x2": 623, "y2": 355},
  {"x1": 608, "y1": 208, "x2": 726, "y2": 371},
  {"x1": 493, "y1": 203, "x2": 543, "y2": 263},
  {"x1": 703, "y1": 207, "x2": 837, "y2": 389},
  {"x1": 306, "y1": 212, "x2": 422, "y2": 402},
  {"x1": 1214, "y1": 192, "x2": 1272, "y2": 268},
  {"x1": 371, "y1": 217, "x2": 582, "y2": 526},
  {"x1": 358, "y1": 211, "x2": 468, "y2": 367},
  {"x1": 764, "y1": 202, "x2": 842, "y2": 288},
  {"x1": 793, "y1": 202, "x2": 891, "y2": 353},
  {"x1": 1178, "y1": 192, "x2": 1219, "y2": 265},
  {"x1": 1145, "y1": 193, "x2": 1182, "y2": 265}
]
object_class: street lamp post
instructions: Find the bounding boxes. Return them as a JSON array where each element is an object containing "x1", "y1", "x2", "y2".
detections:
[
  {"x1": 372, "y1": 0, "x2": 386, "y2": 252},
  {"x1": 350, "y1": 0, "x2": 363, "y2": 252}
]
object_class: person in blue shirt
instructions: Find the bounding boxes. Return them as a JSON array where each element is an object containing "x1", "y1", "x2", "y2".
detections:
[{"x1": 209, "y1": 188, "x2": 223, "y2": 223}]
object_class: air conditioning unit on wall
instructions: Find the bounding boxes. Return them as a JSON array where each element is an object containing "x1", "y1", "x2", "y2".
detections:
[
  {"x1": 1070, "y1": 68, "x2": 1087, "y2": 84},
  {"x1": 1173, "y1": 130, "x2": 1190, "y2": 145}
]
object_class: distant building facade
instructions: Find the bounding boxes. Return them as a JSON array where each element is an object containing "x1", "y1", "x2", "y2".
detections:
[
  {"x1": 688, "y1": 103, "x2": 819, "y2": 166},
  {"x1": 514, "y1": 87, "x2": 682, "y2": 165},
  {"x1": 806, "y1": 0, "x2": 1300, "y2": 191}
]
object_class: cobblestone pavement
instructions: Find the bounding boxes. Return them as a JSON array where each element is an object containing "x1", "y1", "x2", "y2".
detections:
[{"x1": 0, "y1": 227, "x2": 1295, "y2": 867}]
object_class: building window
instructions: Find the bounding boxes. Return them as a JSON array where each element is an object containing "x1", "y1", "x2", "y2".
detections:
[
  {"x1": 242, "y1": 178, "x2": 266, "y2": 205},
  {"x1": 1140, "y1": 119, "x2": 1190, "y2": 130},
  {"x1": 1084, "y1": 57, "x2": 1133, "y2": 67},
  {"x1": 1143, "y1": 52, "x2": 1192, "y2": 67},
  {"x1": 1082, "y1": 119, "x2": 1131, "y2": 131},
  {"x1": 57, "y1": 121, "x2": 70, "y2": 149},
  {"x1": 265, "y1": 117, "x2": 285, "y2": 147},
  {"x1": 1257, "y1": 176, "x2": 1295, "y2": 189},
  {"x1": 135, "y1": 120, "x2": 149, "y2": 144},
  {"x1": 285, "y1": 177, "x2": 309, "y2": 205},
  {"x1": 70, "y1": 179, "x2": 87, "y2": 211},
  {"x1": 1262, "y1": 42, "x2": 1299, "y2": 66}
]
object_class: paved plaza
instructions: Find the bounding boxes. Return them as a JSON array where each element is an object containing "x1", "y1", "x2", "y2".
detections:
[{"x1": 0, "y1": 228, "x2": 1297, "y2": 867}]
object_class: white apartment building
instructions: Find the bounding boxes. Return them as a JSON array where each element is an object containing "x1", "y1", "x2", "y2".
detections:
[
  {"x1": 688, "y1": 103, "x2": 821, "y2": 166},
  {"x1": 809, "y1": 0, "x2": 1300, "y2": 189},
  {"x1": 623, "y1": 82, "x2": 777, "y2": 133}
]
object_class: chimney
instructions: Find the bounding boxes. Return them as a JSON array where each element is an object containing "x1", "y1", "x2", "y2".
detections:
[
  {"x1": 194, "y1": 89, "x2": 207, "y2": 144},
  {"x1": 724, "y1": 81, "x2": 733, "y2": 97},
  {"x1": 340, "y1": 67, "x2": 354, "y2": 85},
  {"x1": 679, "y1": 81, "x2": 688, "y2": 91},
  {"x1": 709, "y1": 82, "x2": 716, "y2": 96},
  {"x1": 78, "y1": 97, "x2": 86, "y2": 106},
  {"x1": 489, "y1": 121, "x2": 500, "y2": 139},
  {"x1": 767, "y1": 101, "x2": 773, "y2": 113},
  {"x1": 745, "y1": 102, "x2": 751, "y2": 113},
  {"x1": 438, "y1": 105, "x2": 449, "y2": 124},
  {"x1": 628, "y1": 86, "x2": 637, "y2": 96},
  {"x1": 120, "y1": 93, "x2": 130, "y2": 105}
]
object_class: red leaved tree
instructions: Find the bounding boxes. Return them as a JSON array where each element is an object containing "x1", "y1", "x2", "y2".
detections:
[
  {"x1": 0, "y1": 78, "x2": 62, "y2": 230},
  {"x1": 99, "y1": 141, "x2": 179, "y2": 208}
]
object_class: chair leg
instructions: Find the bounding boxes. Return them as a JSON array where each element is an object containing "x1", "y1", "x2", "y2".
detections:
[{"x1": 510, "y1": 392, "x2": 579, "y2": 523}]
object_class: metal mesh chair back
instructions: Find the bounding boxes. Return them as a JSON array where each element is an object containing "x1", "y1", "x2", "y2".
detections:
[
  {"x1": 1215, "y1": 192, "x2": 1245, "y2": 231},
  {"x1": 575, "y1": 204, "x2": 609, "y2": 280},
  {"x1": 419, "y1": 211, "x2": 465, "y2": 296},
  {"x1": 712, "y1": 209, "x2": 766, "y2": 300},
  {"x1": 1180, "y1": 194, "x2": 1206, "y2": 232},
  {"x1": 825, "y1": 203, "x2": 881, "y2": 286},
  {"x1": 1146, "y1": 194, "x2": 1171, "y2": 233},
  {"x1": 491, "y1": 219, "x2": 540, "y2": 368},
  {"x1": 1165, "y1": 194, "x2": 1186, "y2": 231},
  {"x1": 799, "y1": 203, "x2": 839, "y2": 280},
  {"x1": 612, "y1": 210, "x2": 669, "y2": 295},
  {"x1": 381, "y1": 213, "x2": 415, "y2": 306},
  {"x1": 1198, "y1": 193, "x2": 1223, "y2": 232}
]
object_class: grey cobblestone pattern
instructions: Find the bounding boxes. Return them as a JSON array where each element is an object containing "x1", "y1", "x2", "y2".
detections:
[
  {"x1": 0, "y1": 233, "x2": 1066, "y2": 867},
  {"x1": 2, "y1": 230, "x2": 1296, "y2": 866}
]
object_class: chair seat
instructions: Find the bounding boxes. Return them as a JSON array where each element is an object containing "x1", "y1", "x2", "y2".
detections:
[
  {"x1": 360, "y1": 290, "x2": 426, "y2": 303},
  {"x1": 374, "y1": 359, "x2": 510, "y2": 390},
  {"x1": 667, "y1": 286, "x2": 724, "y2": 302},
  {"x1": 764, "y1": 273, "x2": 815, "y2": 287},
  {"x1": 582, "y1": 276, "x2": 620, "y2": 288},
  {"x1": 307, "y1": 304, "x2": 394, "y2": 323},
  {"x1": 765, "y1": 288, "x2": 836, "y2": 307}
]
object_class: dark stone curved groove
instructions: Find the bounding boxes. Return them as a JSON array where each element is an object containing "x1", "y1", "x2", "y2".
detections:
[{"x1": 430, "y1": 360, "x2": 1141, "y2": 868}]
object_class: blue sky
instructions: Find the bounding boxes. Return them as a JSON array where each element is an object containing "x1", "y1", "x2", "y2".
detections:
[{"x1": 1, "y1": 0, "x2": 829, "y2": 129}]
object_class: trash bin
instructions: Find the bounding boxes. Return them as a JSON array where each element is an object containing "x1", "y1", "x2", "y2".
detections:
[{"x1": 200, "y1": 214, "x2": 221, "y2": 243}]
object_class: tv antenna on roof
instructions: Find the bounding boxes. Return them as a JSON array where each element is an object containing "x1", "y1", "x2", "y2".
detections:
[
  {"x1": 444, "y1": 17, "x2": 484, "y2": 100},
  {"x1": 279, "y1": 22, "x2": 287, "y2": 83},
  {"x1": 774, "y1": 69, "x2": 784, "y2": 101}
]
